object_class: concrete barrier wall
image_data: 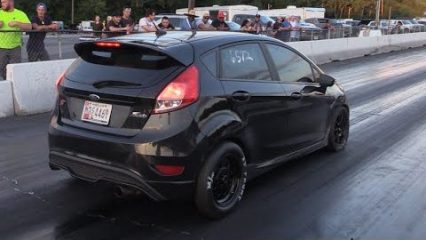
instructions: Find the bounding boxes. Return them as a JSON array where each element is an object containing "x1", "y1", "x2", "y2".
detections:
[
  {"x1": 0, "y1": 80, "x2": 14, "y2": 118},
  {"x1": 0, "y1": 32, "x2": 425, "y2": 118},
  {"x1": 288, "y1": 32, "x2": 426, "y2": 64},
  {"x1": 7, "y1": 59, "x2": 75, "y2": 116}
]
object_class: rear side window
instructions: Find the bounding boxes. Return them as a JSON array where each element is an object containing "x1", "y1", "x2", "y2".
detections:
[
  {"x1": 265, "y1": 44, "x2": 314, "y2": 83},
  {"x1": 220, "y1": 43, "x2": 272, "y2": 81}
]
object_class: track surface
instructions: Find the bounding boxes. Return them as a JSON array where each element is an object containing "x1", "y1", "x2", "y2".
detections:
[{"x1": 1, "y1": 47, "x2": 426, "y2": 240}]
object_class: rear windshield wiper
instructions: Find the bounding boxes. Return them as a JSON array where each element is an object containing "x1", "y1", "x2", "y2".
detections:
[{"x1": 93, "y1": 80, "x2": 142, "y2": 89}]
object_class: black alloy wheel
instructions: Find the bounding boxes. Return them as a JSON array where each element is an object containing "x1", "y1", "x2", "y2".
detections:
[
  {"x1": 327, "y1": 107, "x2": 349, "y2": 152},
  {"x1": 195, "y1": 142, "x2": 247, "y2": 219},
  {"x1": 211, "y1": 153, "x2": 242, "y2": 206}
]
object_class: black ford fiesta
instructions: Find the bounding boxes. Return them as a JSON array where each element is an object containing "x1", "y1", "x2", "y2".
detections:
[{"x1": 49, "y1": 31, "x2": 349, "y2": 219}]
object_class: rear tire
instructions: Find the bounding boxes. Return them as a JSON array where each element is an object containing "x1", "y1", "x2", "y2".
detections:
[
  {"x1": 195, "y1": 142, "x2": 247, "y2": 219},
  {"x1": 326, "y1": 107, "x2": 350, "y2": 152}
]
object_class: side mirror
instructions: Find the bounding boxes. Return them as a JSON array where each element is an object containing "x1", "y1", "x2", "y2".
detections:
[{"x1": 318, "y1": 74, "x2": 335, "y2": 87}]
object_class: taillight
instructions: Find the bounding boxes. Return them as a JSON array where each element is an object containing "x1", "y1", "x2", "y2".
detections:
[
  {"x1": 154, "y1": 65, "x2": 199, "y2": 114},
  {"x1": 55, "y1": 72, "x2": 65, "y2": 92}
]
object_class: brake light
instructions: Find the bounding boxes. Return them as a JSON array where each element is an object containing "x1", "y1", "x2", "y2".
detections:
[
  {"x1": 154, "y1": 65, "x2": 199, "y2": 114},
  {"x1": 155, "y1": 165, "x2": 185, "y2": 176},
  {"x1": 55, "y1": 72, "x2": 65, "y2": 92},
  {"x1": 95, "y1": 41, "x2": 121, "y2": 48}
]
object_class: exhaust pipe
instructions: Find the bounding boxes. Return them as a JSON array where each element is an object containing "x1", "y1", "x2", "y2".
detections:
[{"x1": 113, "y1": 185, "x2": 142, "y2": 198}]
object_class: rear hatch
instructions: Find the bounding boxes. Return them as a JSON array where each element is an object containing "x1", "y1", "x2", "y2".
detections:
[{"x1": 57, "y1": 41, "x2": 193, "y2": 137}]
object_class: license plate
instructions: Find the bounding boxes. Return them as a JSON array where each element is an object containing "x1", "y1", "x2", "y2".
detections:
[{"x1": 81, "y1": 101, "x2": 112, "y2": 125}]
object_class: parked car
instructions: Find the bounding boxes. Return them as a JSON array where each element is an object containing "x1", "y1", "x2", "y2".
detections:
[
  {"x1": 367, "y1": 20, "x2": 392, "y2": 34},
  {"x1": 154, "y1": 14, "x2": 241, "y2": 31},
  {"x1": 304, "y1": 18, "x2": 328, "y2": 28},
  {"x1": 409, "y1": 19, "x2": 425, "y2": 31},
  {"x1": 232, "y1": 14, "x2": 275, "y2": 29},
  {"x1": 390, "y1": 19, "x2": 421, "y2": 33},
  {"x1": 154, "y1": 14, "x2": 188, "y2": 30},
  {"x1": 79, "y1": 20, "x2": 94, "y2": 32},
  {"x1": 299, "y1": 21, "x2": 322, "y2": 40},
  {"x1": 49, "y1": 31, "x2": 349, "y2": 219},
  {"x1": 226, "y1": 21, "x2": 241, "y2": 31},
  {"x1": 305, "y1": 18, "x2": 352, "y2": 38}
]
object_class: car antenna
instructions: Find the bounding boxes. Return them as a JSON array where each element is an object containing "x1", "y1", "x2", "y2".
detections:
[
  {"x1": 187, "y1": 24, "x2": 197, "y2": 40},
  {"x1": 152, "y1": 20, "x2": 167, "y2": 38}
]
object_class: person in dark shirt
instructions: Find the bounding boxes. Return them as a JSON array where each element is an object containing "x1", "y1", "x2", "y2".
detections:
[
  {"x1": 157, "y1": 16, "x2": 175, "y2": 30},
  {"x1": 106, "y1": 12, "x2": 131, "y2": 38},
  {"x1": 93, "y1": 15, "x2": 103, "y2": 38},
  {"x1": 27, "y1": 3, "x2": 58, "y2": 62},
  {"x1": 119, "y1": 6, "x2": 133, "y2": 34},
  {"x1": 211, "y1": 11, "x2": 229, "y2": 31}
]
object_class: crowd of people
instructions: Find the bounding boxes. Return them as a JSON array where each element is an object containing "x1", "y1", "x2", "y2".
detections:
[{"x1": 93, "y1": 7, "x2": 308, "y2": 42}]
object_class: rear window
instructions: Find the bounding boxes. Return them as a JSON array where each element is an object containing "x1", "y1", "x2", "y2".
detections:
[
  {"x1": 67, "y1": 45, "x2": 184, "y2": 86},
  {"x1": 80, "y1": 46, "x2": 178, "y2": 70}
]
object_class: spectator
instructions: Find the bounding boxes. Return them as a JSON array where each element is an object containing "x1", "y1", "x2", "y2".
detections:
[
  {"x1": 138, "y1": 9, "x2": 157, "y2": 32},
  {"x1": 289, "y1": 16, "x2": 301, "y2": 42},
  {"x1": 181, "y1": 9, "x2": 198, "y2": 31},
  {"x1": 106, "y1": 12, "x2": 129, "y2": 38},
  {"x1": 197, "y1": 11, "x2": 215, "y2": 31},
  {"x1": 274, "y1": 16, "x2": 291, "y2": 42},
  {"x1": 392, "y1": 21, "x2": 403, "y2": 34},
  {"x1": 0, "y1": 0, "x2": 32, "y2": 80},
  {"x1": 27, "y1": 3, "x2": 58, "y2": 62},
  {"x1": 272, "y1": 16, "x2": 283, "y2": 35},
  {"x1": 212, "y1": 11, "x2": 229, "y2": 31},
  {"x1": 93, "y1": 15, "x2": 103, "y2": 38},
  {"x1": 158, "y1": 16, "x2": 174, "y2": 30},
  {"x1": 120, "y1": 6, "x2": 134, "y2": 34},
  {"x1": 323, "y1": 19, "x2": 334, "y2": 39},
  {"x1": 323, "y1": 19, "x2": 334, "y2": 30},
  {"x1": 266, "y1": 21, "x2": 274, "y2": 36},
  {"x1": 240, "y1": 19, "x2": 254, "y2": 32},
  {"x1": 252, "y1": 14, "x2": 262, "y2": 34}
]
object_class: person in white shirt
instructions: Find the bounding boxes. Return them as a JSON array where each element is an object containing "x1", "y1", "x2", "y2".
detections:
[
  {"x1": 138, "y1": 9, "x2": 157, "y2": 32},
  {"x1": 289, "y1": 16, "x2": 301, "y2": 42}
]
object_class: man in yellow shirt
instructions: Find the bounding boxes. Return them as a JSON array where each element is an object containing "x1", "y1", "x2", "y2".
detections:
[{"x1": 0, "y1": 0, "x2": 31, "y2": 80}]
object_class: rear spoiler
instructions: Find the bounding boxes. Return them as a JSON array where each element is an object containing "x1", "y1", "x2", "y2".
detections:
[{"x1": 74, "y1": 41, "x2": 194, "y2": 66}]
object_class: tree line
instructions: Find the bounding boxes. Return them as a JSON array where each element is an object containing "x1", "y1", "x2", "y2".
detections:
[{"x1": 15, "y1": 0, "x2": 426, "y2": 26}]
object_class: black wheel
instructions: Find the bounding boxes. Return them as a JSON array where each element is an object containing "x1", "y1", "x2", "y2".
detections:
[
  {"x1": 326, "y1": 107, "x2": 349, "y2": 152},
  {"x1": 195, "y1": 142, "x2": 247, "y2": 219}
]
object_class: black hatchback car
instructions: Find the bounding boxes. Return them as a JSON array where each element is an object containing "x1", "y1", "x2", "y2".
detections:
[{"x1": 49, "y1": 31, "x2": 349, "y2": 219}]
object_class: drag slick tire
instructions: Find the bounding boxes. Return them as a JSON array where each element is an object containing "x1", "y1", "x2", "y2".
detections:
[
  {"x1": 326, "y1": 106, "x2": 350, "y2": 152},
  {"x1": 195, "y1": 142, "x2": 247, "y2": 219}
]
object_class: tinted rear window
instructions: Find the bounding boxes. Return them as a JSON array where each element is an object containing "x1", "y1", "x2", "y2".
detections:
[
  {"x1": 81, "y1": 47, "x2": 178, "y2": 70},
  {"x1": 67, "y1": 46, "x2": 183, "y2": 87}
]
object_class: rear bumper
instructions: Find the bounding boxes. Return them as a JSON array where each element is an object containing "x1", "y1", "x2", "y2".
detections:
[{"x1": 50, "y1": 151, "x2": 194, "y2": 200}]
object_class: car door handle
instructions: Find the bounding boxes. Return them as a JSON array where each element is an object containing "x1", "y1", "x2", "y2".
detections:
[
  {"x1": 290, "y1": 92, "x2": 303, "y2": 100},
  {"x1": 231, "y1": 91, "x2": 251, "y2": 102}
]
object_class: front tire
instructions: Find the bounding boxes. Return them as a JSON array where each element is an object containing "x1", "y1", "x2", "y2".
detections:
[
  {"x1": 326, "y1": 107, "x2": 350, "y2": 152},
  {"x1": 195, "y1": 142, "x2": 247, "y2": 219}
]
